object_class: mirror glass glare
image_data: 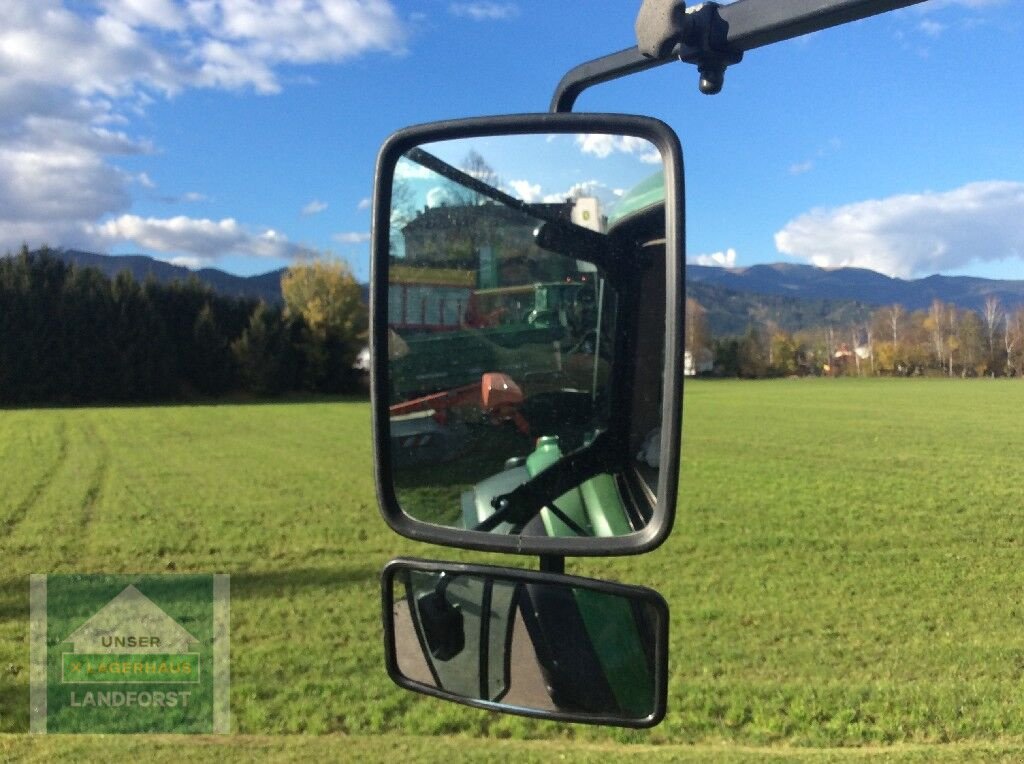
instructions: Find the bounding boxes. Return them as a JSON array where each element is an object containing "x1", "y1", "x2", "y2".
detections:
[
  {"x1": 384, "y1": 132, "x2": 668, "y2": 540},
  {"x1": 387, "y1": 564, "x2": 665, "y2": 724}
]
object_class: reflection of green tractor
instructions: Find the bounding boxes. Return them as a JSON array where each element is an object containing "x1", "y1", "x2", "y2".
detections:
[
  {"x1": 390, "y1": 280, "x2": 599, "y2": 403},
  {"x1": 389, "y1": 322, "x2": 562, "y2": 403},
  {"x1": 470, "y1": 281, "x2": 599, "y2": 338},
  {"x1": 461, "y1": 434, "x2": 632, "y2": 538},
  {"x1": 392, "y1": 165, "x2": 664, "y2": 534},
  {"x1": 456, "y1": 171, "x2": 668, "y2": 540}
]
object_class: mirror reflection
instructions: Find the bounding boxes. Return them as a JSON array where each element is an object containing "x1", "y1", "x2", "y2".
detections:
[
  {"x1": 385, "y1": 132, "x2": 667, "y2": 537},
  {"x1": 388, "y1": 565, "x2": 663, "y2": 722}
]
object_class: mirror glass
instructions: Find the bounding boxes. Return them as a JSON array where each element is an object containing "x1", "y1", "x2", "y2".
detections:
[
  {"x1": 386, "y1": 563, "x2": 665, "y2": 724},
  {"x1": 384, "y1": 132, "x2": 668, "y2": 539}
]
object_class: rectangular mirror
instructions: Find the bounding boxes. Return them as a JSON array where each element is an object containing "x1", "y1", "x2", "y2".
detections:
[
  {"x1": 371, "y1": 114, "x2": 683, "y2": 556},
  {"x1": 381, "y1": 558, "x2": 668, "y2": 727}
]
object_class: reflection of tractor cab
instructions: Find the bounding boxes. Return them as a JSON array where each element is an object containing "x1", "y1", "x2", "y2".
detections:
[{"x1": 460, "y1": 170, "x2": 669, "y2": 539}]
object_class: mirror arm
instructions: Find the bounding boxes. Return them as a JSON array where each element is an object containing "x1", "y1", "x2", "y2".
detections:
[
  {"x1": 546, "y1": 502, "x2": 591, "y2": 537},
  {"x1": 488, "y1": 431, "x2": 626, "y2": 528},
  {"x1": 551, "y1": 47, "x2": 665, "y2": 114},
  {"x1": 551, "y1": 0, "x2": 930, "y2": 110},
  {"x1": 534, "y1": 222, "x2": 650, "y2": 287}
]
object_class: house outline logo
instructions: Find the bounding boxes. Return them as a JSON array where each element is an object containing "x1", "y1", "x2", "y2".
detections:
[
  {"x1": 30, "y1": 573, "x2": 230, "y2": 734},
  {"x1": 64, "y1": 585, "x2": 200, "y2": 655},
  {"x1": 60, "y1": 584, "x2": 203, "y2": 685}
]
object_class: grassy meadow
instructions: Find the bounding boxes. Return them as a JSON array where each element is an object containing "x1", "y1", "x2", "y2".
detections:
[{"x1": 4, "y1": 379, "x2": 1024, "y2": 760}]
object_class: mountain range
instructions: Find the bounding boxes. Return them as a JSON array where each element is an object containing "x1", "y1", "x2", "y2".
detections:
[
  {"x1": 50, "y1": 249, "x2": 287, "y2": 303},
  {"x1": 27, "y1": 250, "x2": 1024, "y2": 336},
  {"x1": 687, "y1": 262, "x2": 1024, "y2": 314}
]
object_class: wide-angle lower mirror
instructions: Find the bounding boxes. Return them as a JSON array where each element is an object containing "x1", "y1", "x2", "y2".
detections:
[
  {"x1": 372, "y1": 114, "x2": 683, "y2": 556},
  {"x1": 381, "y1": 558, "x2": 668, "y2": 727}
]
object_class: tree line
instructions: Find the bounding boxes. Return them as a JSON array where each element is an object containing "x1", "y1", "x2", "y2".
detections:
[
  {"x1": 686, "y1": 295, "x2": 1024, "y2": 379},
  {"x1": 0, "y1": 248, "x2": 367, "y2": 405}
]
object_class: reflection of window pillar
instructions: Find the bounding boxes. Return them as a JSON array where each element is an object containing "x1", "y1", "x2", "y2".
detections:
[
  {"x1": 553, "y1": 341, "x2": 562, "y2": 373},
  {"x1": 479, "y1": 245, "x2": 497, "y2": 289}
]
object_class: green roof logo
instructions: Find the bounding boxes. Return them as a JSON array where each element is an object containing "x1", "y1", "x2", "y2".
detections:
[{"x1": 30, "y1": 573, "x2": 230, "y2": 734}]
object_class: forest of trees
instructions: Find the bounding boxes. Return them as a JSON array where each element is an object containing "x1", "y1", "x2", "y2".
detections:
[
  {"x1": 686, "y1": 295, "x2": 1024, "y2": 379},
  {"x1": 0, "y1": 248, "x2": 367, "y2": 405}
]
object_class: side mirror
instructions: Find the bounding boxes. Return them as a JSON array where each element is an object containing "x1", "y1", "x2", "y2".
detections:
[
  {"x1": 381, "y1": 558, "x2": 669, "y2": 728},
  {"x1": 371, "y1": 114, "x2": 684, "y2": 556}
]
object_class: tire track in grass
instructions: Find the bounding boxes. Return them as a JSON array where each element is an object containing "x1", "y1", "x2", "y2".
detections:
[
  {"x1": 77, "y1": 414, "x2": 110, "y2": 537},
  {"x1": 0, "y1": 416, "x2": 69, "y2": 540}
]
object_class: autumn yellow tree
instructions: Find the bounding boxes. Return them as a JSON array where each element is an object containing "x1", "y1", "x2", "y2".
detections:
[{"x1": 281, "y1": 259, "x2": 367, "y2": 391}]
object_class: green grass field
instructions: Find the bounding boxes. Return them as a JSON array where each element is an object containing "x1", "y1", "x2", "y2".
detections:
[{"x1": 4, "y1": 379, "x2": 1024, "y2": 760}]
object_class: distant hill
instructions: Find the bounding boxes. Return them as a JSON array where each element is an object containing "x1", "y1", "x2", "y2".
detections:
[
  {"x1": 46, "y1": 249, "x2": 287, "y2": 304},
  {"x1": 687, "y1": 262, "x2": 1024, "y2": 314},
  {"x1": 24, "y1": 249, "x2": 1024, "y2": 337},
  {"x1": 687, "y1": 280, "x2": 873, "y2": 337}
]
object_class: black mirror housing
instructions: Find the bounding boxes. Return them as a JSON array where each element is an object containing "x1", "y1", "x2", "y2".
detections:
[
  {"x1": 381, "y1": 557, "x2": 670, "y2": 728},
  {"x1": 371, "y1": 113, "x2": 684, "y2": 557}
]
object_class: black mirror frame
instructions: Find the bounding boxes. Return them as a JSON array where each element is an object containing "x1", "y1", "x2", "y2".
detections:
[
  {"x1": 371, "y1": 113, "x2": 684, "y2": 557},
  {"x1": 380, "y1": 557, "x2": 670, "y2": 728}
]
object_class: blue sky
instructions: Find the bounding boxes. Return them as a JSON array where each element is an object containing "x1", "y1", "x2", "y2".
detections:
[{"x1": 4, "y1": 1, "x2": 1023, "y2": 282}]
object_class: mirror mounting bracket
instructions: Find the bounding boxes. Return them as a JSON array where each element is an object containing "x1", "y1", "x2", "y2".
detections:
[
  {"x1": 551, "y1": 0, "x2": 930, "y2": 111},
  {"x1": 550, "y1": 1, "x2": 742, "y2": 112},
  {"x1": 635, "y1": 1, "x2": 741, "y2": 96},
  {"x1": 533, "y1": 221, "x2": 652, "y2": 289}
]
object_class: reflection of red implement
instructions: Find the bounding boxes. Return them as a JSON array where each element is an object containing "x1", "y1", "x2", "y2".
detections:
[{"x1": 389, "y1": 372, "x2": 530, "y2": 435}]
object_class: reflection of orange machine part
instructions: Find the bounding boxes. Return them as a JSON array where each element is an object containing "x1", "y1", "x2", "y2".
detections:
[
  {"x1": 389, "y1": 372, "x2": 530, "y2": 435},
  {"x1": 464, "y1": 292, "x2": 506, "y2": 328}
]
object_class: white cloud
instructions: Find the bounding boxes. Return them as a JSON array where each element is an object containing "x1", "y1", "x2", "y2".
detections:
[
  {"x1": 904, "y1": 0, "x2": 1007, "y2": 48},
  {"x1": 0, "y1": 0, "x2": 404, "y2": 258},
  {"x1": 542, "y1": 180, "x2": 613, "y2": 205},
  {"x1": 91, "y1": 214, "x2": 308, "y2": 259},
  {"x1": 774, "y1": 181, "x2": 1024, "y2": 278},
  {"x1": 103, "y1": 0, "x2": 188, "y2": 31},
  {"x1": 0, "y1": 144, "x2": 131, "y2": 226},
  {"x1": 509, "y1": 180, "x2": 541, "y2": 203},
  {"x1": 449, "y1": 3, "x2": 519, "y2": 21},
  {"x1": 918, "y1": 0, "x2": 1005, "y2": 8},
  {"x1": 541, "y1": 179, "x2": 638, "y2": 222},
  {"x1": 426, "y1": 186, "x2": 458, "y2": 208},
  {"x1": 170, "y1": 254, "x2": 210, "y2": 269},
  {"x1": 691, "y1": 248, "x2": 737, "y2": 268},
  {"x1": 787, "y1": 137, "x2": 842, "y2": 177},
  {"x1": 357, "y1": 197, "x2": 371, "y2": 210},
  {"x1": 186, "y1": 0, "x2": 406, "y2": 93},
  {"x1": 333, "y1": 231, "x2": 370, "y2": 244},
  {"x1": 394, "y1": 159, "x2": 437, "y2": 180},
  {"x1": 301, "y1": 199, "x2": 328, "y2": 216},
  {"x1": 154, "y1": 190, "x2": 209, "y2": 204},
  {"x1": 575, "y1": 134, "x2": 661, "y2": 164}
]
